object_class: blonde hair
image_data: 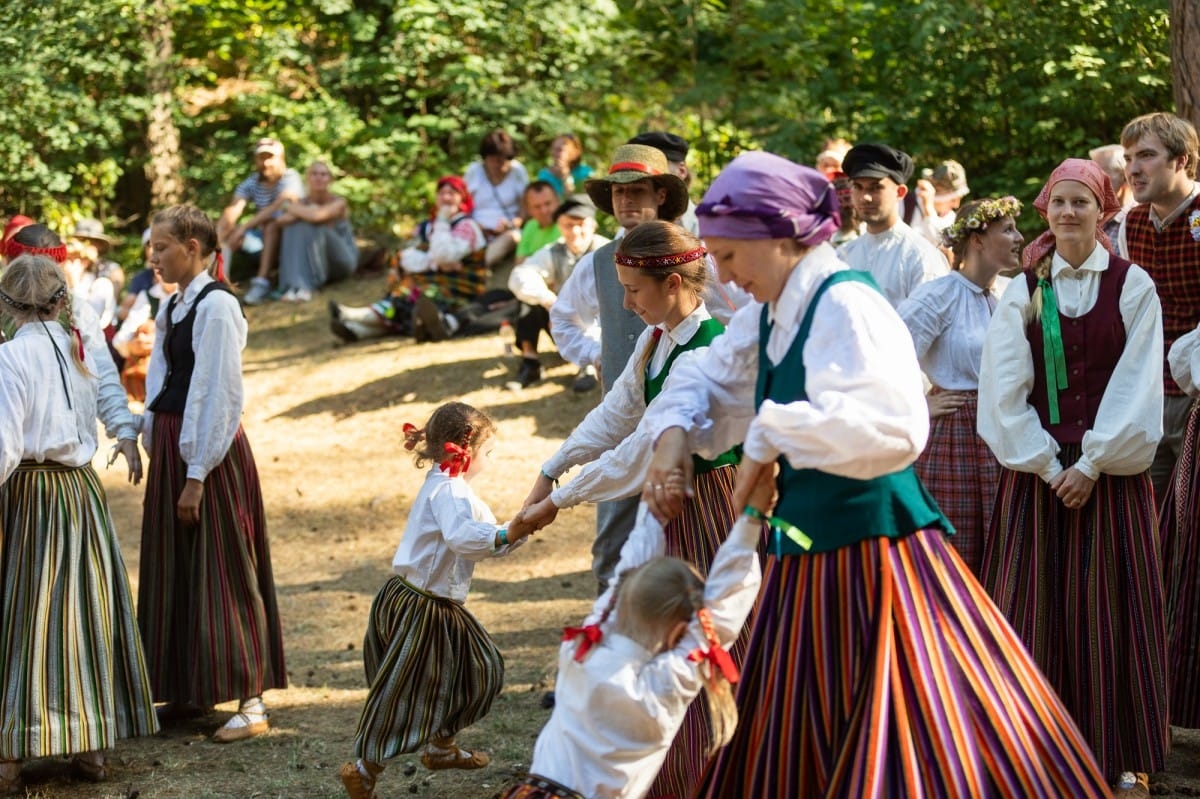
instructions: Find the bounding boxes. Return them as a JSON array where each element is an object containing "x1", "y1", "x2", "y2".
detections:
[
  {"x1": 0, "y1": 254, "x2": 89, "y2": 374},
  {"x1": 1025, "y1": 254, "x2": 1053, "y2": 323},
  {"x1": 614, "y1": 557, "x2": 738, "y2": 751}
]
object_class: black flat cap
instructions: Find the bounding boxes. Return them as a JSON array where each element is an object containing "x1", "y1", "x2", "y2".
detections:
[
  {"x1": 627, "y1": 131, "x2": 689, "y2": 163},
  {"x1": 841, "y1": 143, "x2": 914, "y2": 185}
]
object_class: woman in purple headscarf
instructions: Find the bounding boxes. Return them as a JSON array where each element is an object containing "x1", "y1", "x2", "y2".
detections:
[
  {"x1": 978, "y1": 158, "x2": 1167, "y2": 797},
  {"x1": 641, "y1": 151, "x2": 1108, "y2": 796}
]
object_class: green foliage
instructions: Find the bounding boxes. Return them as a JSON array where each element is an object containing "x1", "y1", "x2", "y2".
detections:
[{"x1": 0, "y1": 0, "x2": 1176, "y2": 251}]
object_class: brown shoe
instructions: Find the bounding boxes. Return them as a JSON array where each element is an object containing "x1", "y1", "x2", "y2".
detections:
[
  {"x1": 211, "y1": 713, "x2": 269, "y2": 743},
  {"x1": 339, "y1": 761, "x2": 378, "y2": 799},
  {"x1": 420, "y1": 743, "x2": 489, "y2": 770}
]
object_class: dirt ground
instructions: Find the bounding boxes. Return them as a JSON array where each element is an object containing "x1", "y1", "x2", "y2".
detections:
[{"x1": 20, "y1": 273, "x2": 1200, "y2": 798}]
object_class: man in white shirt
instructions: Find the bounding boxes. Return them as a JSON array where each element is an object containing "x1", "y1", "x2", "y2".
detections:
[{"x1": 838, "y1": 143, "x2": 949, "y2": 307}]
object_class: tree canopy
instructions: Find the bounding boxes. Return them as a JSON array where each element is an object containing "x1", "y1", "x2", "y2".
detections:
[{"x1": 0, "y1": 0, "x2": 1173, "y2": 256}]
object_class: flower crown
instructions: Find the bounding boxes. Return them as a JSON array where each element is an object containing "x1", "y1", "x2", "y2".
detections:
[{"x1": 941, "y1": 196, "x2": 1022, "y2": 248}]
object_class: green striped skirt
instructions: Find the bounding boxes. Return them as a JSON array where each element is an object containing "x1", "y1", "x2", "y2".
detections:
[
  {"x1": 138, "y1": 412, "x2": 287, "y2": 707},
  {"x1": 353, "y1": 575, "x2": 504, "y2": 763},
  {"x1": 0, "y1": 461, "x2": 158, "y2": 757}
]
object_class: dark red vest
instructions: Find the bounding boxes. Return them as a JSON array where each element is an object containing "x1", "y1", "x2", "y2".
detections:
[
  {"x1": 1123, "y1": 194, "x2": 1200, "y2": 396},
  {"x1": 1024, "y1": 258, "x2": 1131, "y2": 444}
]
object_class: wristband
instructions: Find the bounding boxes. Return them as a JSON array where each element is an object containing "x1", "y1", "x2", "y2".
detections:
[
  {"x1": 742, "y1": 505, "x2": 767, "y2": 521},
  {"x1": 497, "y1": 528, "x2": 510, "y2": 547},
  {"x1": 541, "y1": 469, "x2": 559, "y2": 488}
]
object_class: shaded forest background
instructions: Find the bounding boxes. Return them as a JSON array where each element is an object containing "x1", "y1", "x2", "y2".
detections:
[{"x1": 0, "y1": 0, "x2": 1190, "y2": 263}]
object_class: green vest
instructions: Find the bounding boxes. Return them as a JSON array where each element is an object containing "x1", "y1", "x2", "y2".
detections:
[
  {"x1": 755, "y1": 270, "x2": 951, "y2": 556},
  {"x1": 645, "y1": 316, "x2": 739, "y2": 475}
]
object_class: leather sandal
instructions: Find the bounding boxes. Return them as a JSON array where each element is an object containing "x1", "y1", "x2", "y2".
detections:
[
  {"x1": 339, "y1": 761, "x2": 379, "y2": 799},
  {"x1": 420, "y1": 743, "x2": 489, "y2": 770},
  {"x1": 211, "y1": 712, "x2": 270, "y2": 743}
]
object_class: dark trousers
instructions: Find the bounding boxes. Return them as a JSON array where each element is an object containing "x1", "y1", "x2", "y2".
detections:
[{"x1": 514, "y1": 303, "x2": 550, "y2": 352}]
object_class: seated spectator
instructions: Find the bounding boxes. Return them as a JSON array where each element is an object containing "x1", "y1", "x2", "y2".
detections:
[
  {"x1": 116, "y1": 229, "x2": 156, "y2": 326},
  {"x1": 536, "y1": 133, "x2": 593, "y2": 198},
  {"x1": 506, "y1": 194, "x2": 609, "y2": 390},
  {"x1": 276, "y1": 160, "x2": 358, "y2": 302},
  {"x1": 64, "y1": 218, "x2": 121, "y2": 332},
  {"x1": 112, "y1": 267, "x2": 177, "y2": 410},
  {"x1": 218, "y1": 137, "x2": 303, "y2": 305},
  {"x1": 328, "y1": 176, "x2": 487, "y2": 343},
  {"x1": 514, "y1": 181, "x2": 562, "y2": 264},
  {"x1": 464, "y1": 129, "x2": 529, "y2": 267}
]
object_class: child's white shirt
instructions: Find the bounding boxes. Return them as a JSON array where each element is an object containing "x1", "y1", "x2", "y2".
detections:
[
  {"x1": 392, "y1": 467, "x2": 520, "y2": 602},
  {"x1": 527, "y1": 508, "x2": 761, "y2": 799}
]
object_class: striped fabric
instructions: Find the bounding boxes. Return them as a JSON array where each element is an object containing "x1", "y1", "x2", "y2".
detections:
[
  {"x1": 499, "y1": 774, "x2": 585, "y2": 799},
  {"x1": 982, "y1": 446, "x2": 1168, "y2": 782},
  {"x1": 696, "y1": 528, "x2": 1110, "y2": 798},
  {"x1": 913, "y1": 392, "x2": 999, "y2": 576},
  {"x1": 1161, "y1": 399, "x2": 1200, "y2": 726},
  {"x1": 138, "y1": 412, "x2": 287, "y2": 707},
  {"x1": 0, "y1": 462, "x2": 158, "y2": 757},
  {"x1": 353, "y1": 575, "x2": 504, "y2": 763},
  {"x1": 649, "y1": 464, "x2": 750, "y2": 799}
]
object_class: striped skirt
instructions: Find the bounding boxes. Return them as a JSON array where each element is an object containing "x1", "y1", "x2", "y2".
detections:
[
  {"x1": 138, "y1": 412, "x2": 286, "y2": 707},
  {"x1": 353, "y1": 575, "x2": 504, "y2": 763},
  {"x1": 0, "y1": 462, "x2": 158, "y2": 757},
  {"x1": 696, "y1": 528, "x2": 1110, "y2": 798},
  {"x1": 1161, "y1": 399, "x2": 1200, "y2": 726},
  {"x1": 913, "y1": 392, "x2": 999, "y2": 576},
  {"x1": 982, "y1": 449, "x2": 1168, "y2": 781},
  {"x1": 649, "y1": 464, "x2": 748, "y2": 799}
]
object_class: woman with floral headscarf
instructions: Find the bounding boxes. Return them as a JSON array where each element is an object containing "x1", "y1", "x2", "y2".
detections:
[
  {"x1": 641, "y1": 152, "x2": 1108, "y2": 796},
  {"x1": 978, "y1": 158, "x2": 1167, "y2": 797},
  {"x1": 897, "y1": 197, "x2": 1024, "y2": 575}
]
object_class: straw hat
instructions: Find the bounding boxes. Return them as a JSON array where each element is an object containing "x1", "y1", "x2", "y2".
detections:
[
  {"x1": 70, "y1": 218, "x2": 115, "y2": 253},
  {"x1": 584, "y1": 144, "x2": 689, "y2": 221}
]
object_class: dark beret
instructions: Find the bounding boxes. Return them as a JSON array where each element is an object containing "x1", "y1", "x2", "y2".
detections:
[
  {"x1": 841, "y1": 143, "x2": 914, "y2": 185},
  {"x1": 627, "y1": 131, "x2": 689, "y2": 164}
]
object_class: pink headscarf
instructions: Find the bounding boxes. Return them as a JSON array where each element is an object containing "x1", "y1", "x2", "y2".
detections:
[{"x1": 1021, "y1": 157, "x2": 1123, "y2": 269}]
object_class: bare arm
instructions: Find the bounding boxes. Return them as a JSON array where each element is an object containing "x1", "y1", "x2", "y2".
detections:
[{"x1": 286, "y1": 195, "x2": 348, "y2": 224}]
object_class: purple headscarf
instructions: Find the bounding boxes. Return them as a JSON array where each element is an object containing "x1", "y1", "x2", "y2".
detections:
[
  {"x1": 696, "y1": 152, "x2": 841, "y2": 246},
  {"x1": 1021, "y1": 157, "x2": 1123, "y2": 269}
]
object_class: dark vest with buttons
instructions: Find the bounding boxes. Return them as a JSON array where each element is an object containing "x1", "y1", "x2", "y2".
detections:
[
  {"x1": 149, "y1": 282, "x2": 235, "y2": 414},
  {"x1": 1024, "y1": 257, "x2": 1130, "y2": 444},
  {"x1": 593, "y1": 239, "x2": 646, "y2": 394},
  {"x1": 644, "y1": 317, "x2": 739, "y2": 474},
  {"x1": 757, "y1": 269, "x2": 951, "y2": 555}
]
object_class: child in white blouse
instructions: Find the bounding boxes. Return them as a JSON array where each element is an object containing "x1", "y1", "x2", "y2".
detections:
[
  {"x1": 341, "y1": 401, "x2": 537, "y2": 799},
  {"x1": 500, "y1": 490, "x2": 764, "y2": 799}
]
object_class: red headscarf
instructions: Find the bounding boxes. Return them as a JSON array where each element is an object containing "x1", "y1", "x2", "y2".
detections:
[
  {"x1": 2, "y1": 215, "x2": 34, "y2": 244},
  {"x1": 1021, "y1": 158, "x2": 1123, "y2": 269},
  {"x1": 436, "y1": 175, "x2": 474, "y2": 217}
]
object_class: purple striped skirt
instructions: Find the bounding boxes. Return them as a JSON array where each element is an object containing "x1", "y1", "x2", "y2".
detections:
[
  {"x1": 1161, "y1": 399, "x2": 1200, "y2": 726},
  {"x1": 696, "y1": 527, "x2": 1109, "y2": 798}
]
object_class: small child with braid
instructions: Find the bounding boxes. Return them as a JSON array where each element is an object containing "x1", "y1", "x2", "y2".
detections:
[
  {"x1": 341, "y1": 401, "x2": 538, "y2": 799},
  {"x1": 500, "y1": 480, "x2": 766, "y2": 799}
]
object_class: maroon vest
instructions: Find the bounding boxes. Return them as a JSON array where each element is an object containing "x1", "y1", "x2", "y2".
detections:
[
  {"x1": 1024, "y1": 257, "x2": 1131, "y2": 444},
  {"x1": 1123, "y1": 194, "x2": 1200, "y2": 396}
]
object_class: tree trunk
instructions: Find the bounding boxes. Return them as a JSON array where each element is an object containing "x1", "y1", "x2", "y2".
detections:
[
  {"x1": 145, "y1": 0, "x2": 183, "y2": 210},
  {"x1": 1172, "y1": 0, "x2": 1200, "y2": 130}
]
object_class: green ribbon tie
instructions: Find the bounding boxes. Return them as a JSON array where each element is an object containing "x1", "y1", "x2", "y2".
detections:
[
  {"x1": 772, "y1": 517, "x2": 813, "y2": 551},
  {"x1": 1038, "y1": 277, "x2": 1069, "y2": 424}
]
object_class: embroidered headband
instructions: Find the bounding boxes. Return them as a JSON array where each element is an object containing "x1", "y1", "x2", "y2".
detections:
[
  {"x1": 614, "y1": 245, "x2": 707, "y2": 269},
  {"x1": 2, "y1": 237, "x2": 68, "y2": 264},
  {"x1": 0, "y1": 284, "x2": 67, "y2": 315}
]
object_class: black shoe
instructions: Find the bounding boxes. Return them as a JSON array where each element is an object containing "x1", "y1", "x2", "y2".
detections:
[
  {"x1": 330, "y1": 318, "x2": 358, "y2": 343},
  {"x1": 327, "y1": 299, "x2": 342, "y2": 321},
  {"x1": 413, "y1": 296, "x2": 449, "y2": 342},
  {"x1": 507, "y1": 358, "x2": 541, "y2": 390},
  {"x1": 540, "y1": 691, "x2": 555, "y2": 709},
  {"x1": 572, "y1": 364, "x2": 599, "y2": 393}
]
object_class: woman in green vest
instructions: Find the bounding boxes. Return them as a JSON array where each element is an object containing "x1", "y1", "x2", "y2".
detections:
[
  {"x1": 641, "y1": 151, "x2": 1109, "y2": 797},
  {"x1": 519, "y1": 220, "x2": 742, "y2": 797}
]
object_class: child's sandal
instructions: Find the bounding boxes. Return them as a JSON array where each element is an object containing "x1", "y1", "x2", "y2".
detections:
[
  {"x1": 420, "y1": 743, "x2": 489, "y2": 770},
  {"x1": 339, "y1": 761, "x2": 380, "y2": 799}
]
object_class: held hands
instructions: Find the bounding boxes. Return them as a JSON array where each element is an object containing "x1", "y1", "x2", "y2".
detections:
[
  {"x1": 520, "y1": 497, "x2": 560, "y2": 531},
  {"x1": 642, "y1": 427, "x2": 694, "y2": 523},
  {"x1": 926, "y1": 388, "x2": 969, "y2": 419},
  {"x1": 1049, "y1": 467, "x2": 1096, "y2": 510},
  {"x1": 177, "y1": 478, "x2": 204, "y2": 526},
  {"x1": 108, "y1": 438, "x2": 143, "y2": 485},
  {"x1": 521, "y1": 471, "x2": 555, "y2": 511}
]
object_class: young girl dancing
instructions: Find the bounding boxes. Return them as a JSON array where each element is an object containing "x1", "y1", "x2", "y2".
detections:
[
  {"x1": 341, "y1": 402, "x2": 538, "y2": 799},
  {"x1": 501, "y1": 481, "x2": 765, "y2": 799},
  {"x1": 518, "y1": 220, "x2": 745, "y2": 794},
  {"x1": 141, "y1": 205, "x2": 287, "y2": 742}
]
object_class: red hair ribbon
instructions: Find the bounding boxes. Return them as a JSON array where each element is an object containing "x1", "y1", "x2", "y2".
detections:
[
  {"x1": 687, "y1": 608, "x2": 739, "y2": 684},
  {"x1": 71, "y1": 326, "x2": 85, "y2": 363},
  {"x1": 211, "y1": 251, "x2": 227, "y2": 283},
  {"x1": 562, "y1": 624, "x2": 603, "y2": 662},
  {"x1": 2, "y1": 238, "x2": 68, "y2": 264},
  {"x1": 439, "y1": 441, "x2": 472, "y2": 477},
  {"x1": 402, "y1": 422, "x2": 421, "y2": 450}
]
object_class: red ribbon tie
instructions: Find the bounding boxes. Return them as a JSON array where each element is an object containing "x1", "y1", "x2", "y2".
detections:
[{"x1": 562, "y1": 624, "x2": 603, "y2": 662}]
